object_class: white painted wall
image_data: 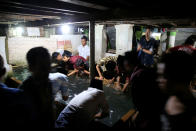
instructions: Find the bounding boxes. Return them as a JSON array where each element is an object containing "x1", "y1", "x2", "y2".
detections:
[
  {"x1": 95, "y1": 25, "x2": 107, "y2": 62},
  {"x1": 7, "y1": 24, "x2": 135, "y2": 66},
  {"x1": 8, "y1": 35, "x2": 83, "y2": 65},
  {"x1": 175, "y1": 28, "x2": 196, "y2": 46},
  {"x1": 8, "y1": 37, "x2": 57, "y2": 65},
  {"x1": 0, "y1": 37, "x2": 7, "y2": 65},
  {"x1": 50, "y1": 35, "x2": 83, "y2": 55},
  {"x1": 115, "y1": 24, "x2": 133, "y2": 55},
  {"x1": 0, "y1": 37, "x2": 12, "y2": 73}
]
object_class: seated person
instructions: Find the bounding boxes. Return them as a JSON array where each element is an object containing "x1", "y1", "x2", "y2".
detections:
[
  {"x1": 0, "y1": 55, "x2": 26, "y2": 128},
  {"x1": 51, "y1": 52, "x2": 68, "y2": 75},
  {"x1": 62, "y1": 53, "x2": 89, "y2": 77},
  {"x1": 55, "y1": 79, "x2": 109, "y2": 129},
  {"x1": 95, "y1": 56, "x2": 117, "y2": 84},
  {"x1": 115, "y1": 55, "x2": 130, "y2": 92}
]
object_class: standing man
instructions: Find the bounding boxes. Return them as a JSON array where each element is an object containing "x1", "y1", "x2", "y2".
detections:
[
  {"x1": 77, "y1": 36, "x2": 90, "y2": 61},
  {"x1": 137, "y1": 28, "x2": 156, "y2": 67}
]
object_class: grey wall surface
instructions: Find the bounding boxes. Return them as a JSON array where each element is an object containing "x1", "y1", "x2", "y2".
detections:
[{"x1": 175, "y1": 28, "x2": 196, "y2": 46}]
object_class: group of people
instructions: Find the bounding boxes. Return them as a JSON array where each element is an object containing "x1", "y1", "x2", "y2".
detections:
[
  {"x1": 0, "y1": 46, "x2": 109, "y2": 128},
  {"x1": 0, "y1": 29, "x2": 196, "y2": 130},
  {"x1": 51, "y1": 36, "x2": 90, "y2": 77}
]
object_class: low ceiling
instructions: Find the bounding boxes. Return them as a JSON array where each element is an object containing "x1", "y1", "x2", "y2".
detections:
[{"x1": 0, "y1": 0, "x2": 196, "y2": 27}]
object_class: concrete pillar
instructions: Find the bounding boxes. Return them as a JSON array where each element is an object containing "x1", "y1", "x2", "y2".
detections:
[
  {"x1": 95, "y1": 24, "x2": 107, "y2": 62},
  {"x1": 89, "y1": 21, "x2": 95, "y2": 79},
  {"x1": 115, "y1": 24, "x2": 134, "y2": 55},
  {"x1": 168, "y1": 30, "x2": 177, "y2": 48},
  {"x1": 0, "y1": 36, "x2": 12, "y2": 73}
]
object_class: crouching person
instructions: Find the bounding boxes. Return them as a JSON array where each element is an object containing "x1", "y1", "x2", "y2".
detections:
[
  {"x1": 49, "y1": 72, "x2": 69, "y2": 118},
  {"x1": 55, "y1": 79, "x2": 109, "y2": 129},
  {"x1": 62, "y1": 53, "x2": 89, "y2": 77},
  {"x1": 95, "y1": 56, "x2": 118, "y2": 85}
]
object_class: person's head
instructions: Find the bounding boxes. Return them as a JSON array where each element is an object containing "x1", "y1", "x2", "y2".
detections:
[
  {"x1": 52, "y1": 52, "x2": 62, "y2": 63},
  {"x1": 62, "y1": 52, "x2": 71, "y2": 62},
  {"x1": 123, "y1": 51, "x2": 139, "y2": 73},
  {"x1": 0, "y1": 55, "x2": 6, "y2": 80},
  {"x1": 90, "y1": 79, "x2": 103, "y2": 90},
  {"x1": 75, "y1": 59, "x2": 85, "y2": 70},
  {"x1": 81, "y1": 36, "x2": 88, "y2": 46},
  {"x1": 27, "y1": 47, "x2": 51, "y2": 77},
  {"x1": 159, "y1": 51, "x2": 196, "y2": 92},
  {"x1": 105, "y1": 60, "x2": 117, "y2": 72},
  {"x1": 184, "y1": 35, "x2": 196, "y2": 46},
  {"x1": 117, "y1": 55, "x2": 125, "y2": 72},
  {"x1": 63, "y1": 50, "x2": 72, "y2": 57},
  {"x1": 145, "y1": 27, "x2": 151, "y2": 39}
]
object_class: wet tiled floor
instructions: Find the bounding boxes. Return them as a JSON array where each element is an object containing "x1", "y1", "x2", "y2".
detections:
[{"x1": 13, "y1": 66, "x2": 134, "y2": 127}]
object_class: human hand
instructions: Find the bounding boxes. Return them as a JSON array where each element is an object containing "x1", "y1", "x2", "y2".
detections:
[{"x1": 99, "y1": 76, "x2": 104, "y2": 80}]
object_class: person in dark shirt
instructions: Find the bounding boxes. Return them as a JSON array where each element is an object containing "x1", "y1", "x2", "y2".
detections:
[
  {"x1": 51, "y1": 52, "x2": 68, "y2": 75},
  {"x1": 0, "y1": 55, "x2": 27, "y2": 128},
  {"x1": 115, "y1": 55, "x2": 130, "y2": 92},
  {"x1": 158, "y1": 51, "x2": 196, "y2": 131},
  {"x1": 123, "y1": 51, "x2": 162, "y2": 130},
  {"x1": 19, "y1": 47, "x2": 55, "y2": 128},
  {"x1": 137, "y1": 28, "x2": 156, "y2": 67},
  {"x1": 62, "y1": 53, "x2": 89, "y2": 77}
]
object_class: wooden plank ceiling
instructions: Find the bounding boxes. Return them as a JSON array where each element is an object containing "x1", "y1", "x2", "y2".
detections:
[{"x1": 0, "y1": 0, "x2": 196, "y2": 27}]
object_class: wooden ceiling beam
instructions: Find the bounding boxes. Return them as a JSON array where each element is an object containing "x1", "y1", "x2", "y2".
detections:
[{"x1": 1, "y1": 0, "x2": 101, "y2": 14}]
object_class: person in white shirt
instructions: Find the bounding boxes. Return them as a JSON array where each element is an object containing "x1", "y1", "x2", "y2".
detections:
[
  {"x1": 77, "y1": 36, "x2": 90, "y2": 61},
  {"x1": 49, "y1": 72, "x2": 69, "y2": 105},
  {"x1": 55, "y1": 79, "x2": 109, "y2": 129}
]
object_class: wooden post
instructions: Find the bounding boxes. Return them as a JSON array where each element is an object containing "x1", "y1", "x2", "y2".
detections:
[
  {"x1": 166, "y1": 29, "x2": 170, "y2": 50},
  {"x1": 89, "y1": 21, "x2": 95, "y2": 79}
]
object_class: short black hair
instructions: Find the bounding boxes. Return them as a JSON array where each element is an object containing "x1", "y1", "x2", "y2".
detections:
[
  {"x1": 0, "y1": 55, "x2": 6, "y2": 77},
  {"x1": 62, "y1": 50, "x2": 72, "y2": 57},
  {"x1": 62, "y1": 50, "x2": 72, "y2": 58},
  {"x1": 184, "y1": 35, "x2": 196, "y2": 46},
  {"x1": 117, "y1": 55, "x2": 124, "y2": 66},
  {"x1": 162, "y1": 51, "x2": 196, "y2": 83},
  {"x1": 27, "y1": 47, "x2": 51, "y2": 76},
  {"x1": 105, "y1": 60, "x2": 116, "y2": 72},
  {"x1": 52, "y1": 52, "x2": 60, "y2": 61},
  {"x1": 90, "y1": 79, "x2": 103, "y2": 90},
  {"x1": 0, "y1": 55, "x2": 4, "y2": 70},
  {"x1": 146, "y1": 26, "x2": 153, "y2": 31},
  {"x1": 75, "y1": 59, "x2": 85, "y2": 68},
  {"x1": 103, "y1": 71, "x2": 116, "y2": 79},
  {"x1": 124, "y1": 50, "x2": 140, "y2": 66},
  {"x1": 81, "y1": 35, "x2": 88, "y2": 41}
]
